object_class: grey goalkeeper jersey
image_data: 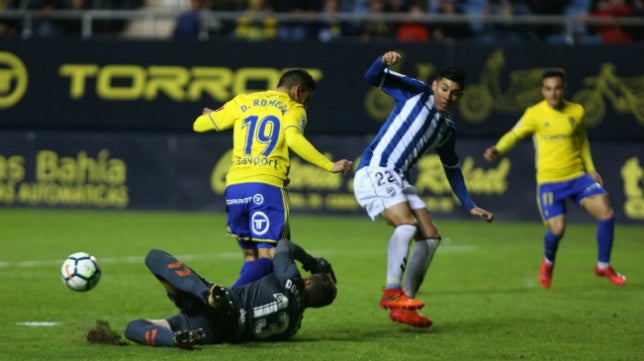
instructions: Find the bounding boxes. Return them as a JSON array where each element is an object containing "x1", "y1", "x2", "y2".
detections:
[{"x1": 228, "y1": 248, "x2": 305, "y2": 342}]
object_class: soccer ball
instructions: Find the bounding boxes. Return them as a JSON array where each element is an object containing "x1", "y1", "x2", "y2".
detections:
[{"x1": 61, "y1": 252, "x2": 101, "y2": 292}]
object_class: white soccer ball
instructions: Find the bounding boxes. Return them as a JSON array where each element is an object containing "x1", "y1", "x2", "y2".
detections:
[{"x1": 61, "y1": 252, "x2": 101, "y2": 292}]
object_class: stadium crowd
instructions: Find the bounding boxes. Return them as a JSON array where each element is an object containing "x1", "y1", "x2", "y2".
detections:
[{"x1": 1, "y1": 0, "x2": 643, "y2": 42}]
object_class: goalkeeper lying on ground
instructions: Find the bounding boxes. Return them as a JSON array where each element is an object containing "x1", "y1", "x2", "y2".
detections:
[{"x1": 124, "y1": 238, "x2": 337, "y2": 348}]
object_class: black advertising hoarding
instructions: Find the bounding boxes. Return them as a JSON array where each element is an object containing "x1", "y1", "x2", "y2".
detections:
[
  {"x1": 0, "y1": 131, "x2": 642, "y2": 224},
  {"x1": 1, "y1": 39, "x2": 642, "y2": 223},
  {"x1": 1, "y1": 39, "x2": 644, "y2": 140}
]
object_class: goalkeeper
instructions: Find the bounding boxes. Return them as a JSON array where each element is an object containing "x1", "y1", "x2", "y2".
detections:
[{"x1": 124, "y1": 238, "x2": 337, "y2": 347}]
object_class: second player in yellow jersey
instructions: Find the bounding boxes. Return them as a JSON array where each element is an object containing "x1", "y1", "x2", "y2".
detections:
[{"x1": 484, "y1": 68, "x2": 626, "y2": 289}]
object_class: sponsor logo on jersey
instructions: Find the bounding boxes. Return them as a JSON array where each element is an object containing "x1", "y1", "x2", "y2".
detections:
[{"x1": 235, "y1": 155, "x2": 279, "y2": 169}]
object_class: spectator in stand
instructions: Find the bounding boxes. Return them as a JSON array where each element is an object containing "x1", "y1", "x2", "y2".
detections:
[
  {"x1": 272, "y1": 0, "x2": 321, "y2": 41},
  {"x1": 341, "y1": 0, "x2": 371, "y2": 12},
  {"x1": 589, "y1": 0, "x2": 635, "y2": 43},
  {"x1": 459, "y1": 0, "x2": 490, "y2": 39},
  {"x1": 173, "y1": 0, "x2": 223, "y2": 40},
  {"x1": 632, "y1": 0, "x2": 644, "y2": 41},
  {"x1": 387, "y1": 0, "x2": 411, "y2": 37},
  {"x1": 460, "y1": 0, "x2": 535, "y2": 42},
  {"x1": 526, "y1": 0, "x2": 570, "y2": 41},
  {"x1": 233, "y1": 0, "x2": 278, "y2": 40},
  {"x1": 315, "y1": 0, "x2": 346, "y2": 41},
  {"x1": 173, "y1": 0, "x2": 202, "y2": 39},
  {"x1": 210, "y1": 0, "x2": 245, "y2": 36},
  {"x1": 395, "y1": 2, "x2": 430, "y2": 42},
  {"x1": 59, "y1": 0, "x2": 91, "y2": 35},
  {"x1": 92, "y1": 0, "x2": 144, "y2": 35},
  {"x1": 211, "y1": 0, "x2": 246, "y2": 11},
  {"x1": 389, "y1": 0, "x2": 412, "y2": 11},
  {"x1": 358, "y1": 0, "x2": 394, "y2": 40},
  {"x1": 486, "y1": 0, "x2": 536, "y2": 42},
  {"x1": 28, "y1": 0, "x2": 64, "y2": 37},
  {"x1": 431, "y1": 0, "x2": 473, "y2": 40},
  {"x1": 27, "y1": 0, "x2": 92, "y2": 37},
  {"x1": 0, "y1": 0, "x2": 18, "y2": 36},
  {"x1": 339, "y1": 0, "x2": 371, "y2": 36}
]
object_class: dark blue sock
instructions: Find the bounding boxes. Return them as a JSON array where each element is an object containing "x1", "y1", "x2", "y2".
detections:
[
  {"x1": 145, "y1": 249, "x2": 210, "y2": 301},
  {"x1": 124, "y1": 319, "x2": 176, "y2": 347},
  {"x1": 232, "y1": 258, "x2": 274, "y2": 288},
  {"x1": 544, "y1": 230, "x2": 562, "y2": 263},
  {"x1": 597, "y1": 217, "x2": 614, "y2": 263}
]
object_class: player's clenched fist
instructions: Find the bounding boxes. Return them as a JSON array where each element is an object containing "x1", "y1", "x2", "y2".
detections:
[{"x1": 381, "y1": 51, "x2": 402, "y2": 66}]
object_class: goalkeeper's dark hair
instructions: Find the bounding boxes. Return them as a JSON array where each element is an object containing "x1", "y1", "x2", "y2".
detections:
[
  {"x1": 278, "y1": 69, "x2": 316, "y2": 92},
  {"x1": 542, "y1": 68, "x2": 567, "y2": 84},
  {"x1": 304, "y1": 274, "x2": 337, "y2": 308}
]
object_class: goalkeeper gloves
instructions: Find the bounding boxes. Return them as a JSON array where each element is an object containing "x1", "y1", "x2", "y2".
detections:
[{"x1": 303, "y1": 257, "x2": 337, "y2": 284}]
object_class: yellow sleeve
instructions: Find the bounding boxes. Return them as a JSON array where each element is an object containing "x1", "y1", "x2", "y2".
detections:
[
  {"x1": 285, "y1": 127, "x2": 334, "y2": 171},
  {"x1": 193, "y1": 112, "x2": 218, "y2": 132},
  {"x1": 577, "y1": 119, "x2": 596, "y2": 173},
  {"x1": 192, "y1": 98, "x2": 238, "y2": 133},
  {"x1": 495, "y1": 131, "x2": 521, "y2": 156},
  {"x1": 496, "y1": 110, "x2": 536, "y2": 155}
]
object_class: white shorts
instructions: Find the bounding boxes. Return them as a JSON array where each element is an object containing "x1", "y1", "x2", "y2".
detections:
[{"x1": 353, "y1": 167, "x2": 426, "y2": 220}]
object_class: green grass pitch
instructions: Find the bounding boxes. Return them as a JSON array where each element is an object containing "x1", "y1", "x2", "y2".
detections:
[{"x1": 1, "y1": 208, "x2": 642, "y2": 361}]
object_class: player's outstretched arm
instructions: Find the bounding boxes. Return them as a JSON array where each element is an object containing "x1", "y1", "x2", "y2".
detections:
[
  {"x1": 277, "y1": 238, "x2": 316, "y2": 267},
  {"x1": 193, "y1": 107, "x2": 219, "y2": 133},
  {"x1": 277, "y1": 239, "x2": 337, "y2": 283},
  {"x1": 285, "y1": 128, "x2": 347, "y2": 172},
  {"x1": 470, "y1": 207, "x2": 494, "y2": 223}
]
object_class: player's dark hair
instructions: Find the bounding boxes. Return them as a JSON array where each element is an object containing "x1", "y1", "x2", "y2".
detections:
[
  {"x1": 438, "y1": 66, "x2": 466, "y2": 89},
  {"x1": 304, "y1": 273, "x2": 337, "y2": 308},
  {"x1": 278, "y1": 69, "x2": 316, "y2": 92},
  {"x1": 542, "y1": 68, "x2": 566, "y2": 84}
]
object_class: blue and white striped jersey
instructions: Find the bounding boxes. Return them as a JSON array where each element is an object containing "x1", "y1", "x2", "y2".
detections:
[
  {"x1": 357, "y1": 58, "x2": 460, "y2": 178},
  {"x1": 356, "y1": 56, "x2": 476, "y2": 210}
]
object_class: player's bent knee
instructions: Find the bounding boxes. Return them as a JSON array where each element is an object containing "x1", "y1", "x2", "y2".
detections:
[{"x1": 124, "y1": 319, "x2": 152, "y2": 343}]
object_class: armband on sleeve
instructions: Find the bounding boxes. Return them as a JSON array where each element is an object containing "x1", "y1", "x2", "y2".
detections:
[{"x1": 193, "y1": 113, "x2": 218, "y2": 133}]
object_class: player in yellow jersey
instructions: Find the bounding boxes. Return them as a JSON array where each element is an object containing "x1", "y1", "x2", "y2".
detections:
[
  {"x1": 483, "y1": 68, "x2": 626, "y2": 289},
  {"x1": 194, "y1": 69, "x2": 353, "y2": 287}
]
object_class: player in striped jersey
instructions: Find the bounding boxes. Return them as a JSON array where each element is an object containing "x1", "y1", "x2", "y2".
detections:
[
  {"x1": 354, "y1": 51, "x2": 494, "y2": 328},
  {"x1": 194, "y1": 69, "x2": 353, "y2": 288},
  {"x1": 484, "y1": 68, "x2": 626, "y2": 289}
]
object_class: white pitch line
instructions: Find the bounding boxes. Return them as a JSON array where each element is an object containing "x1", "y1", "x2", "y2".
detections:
[
  {"x1": 0, "y1": 242, "x2": 477, "y2": 269},
  {"x1": 0, "y1": 252, "x2": 241, "y2": 269},
  {"x1": 16, "y1": 322, "x2": 61, "y2": 327}
]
